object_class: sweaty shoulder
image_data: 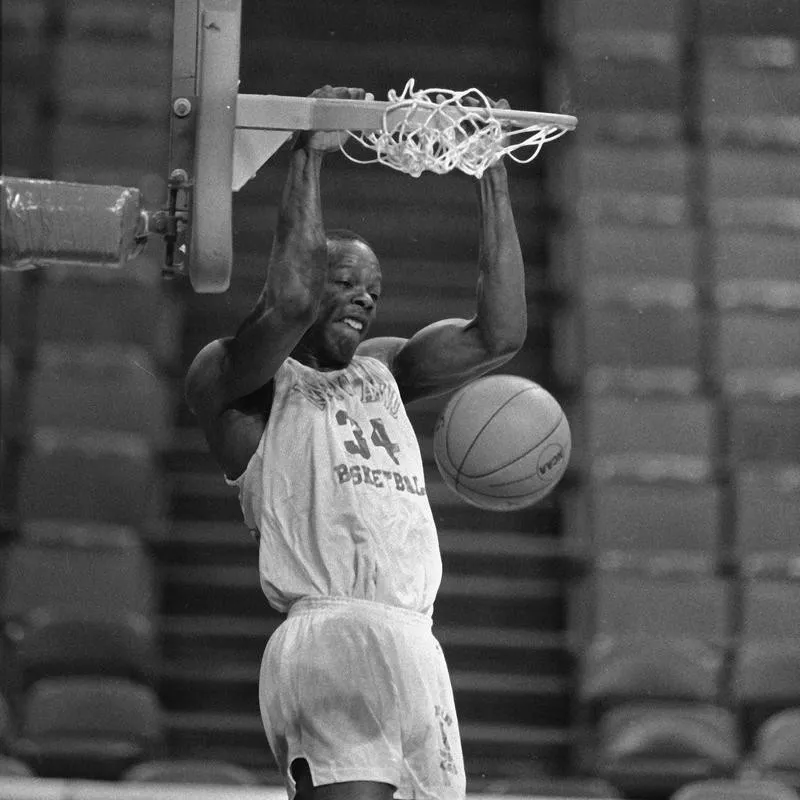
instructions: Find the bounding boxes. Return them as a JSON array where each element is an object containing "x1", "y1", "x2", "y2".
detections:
[
  {"x1": 186, "y1": 339, "x2": 279, "y2": 481},
  {"x1": 356, "y1": 336, "x2": 407, "y2": 371},
  {"x1": 185, "y1": 338, "x2": 229, "y2": 419}
]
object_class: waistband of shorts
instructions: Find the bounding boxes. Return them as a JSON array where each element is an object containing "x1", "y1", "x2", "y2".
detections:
[{"x1": 287, "y1": 595, "x2": 433, "y2": 628}]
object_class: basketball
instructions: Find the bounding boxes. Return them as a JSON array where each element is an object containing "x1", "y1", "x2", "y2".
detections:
[{"x1": 433, "y1": 375, "x2": 571, "y2": 511}]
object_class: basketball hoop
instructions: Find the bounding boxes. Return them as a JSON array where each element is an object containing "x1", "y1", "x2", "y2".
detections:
[
  {"x1": 1, "y1": 0, "x2": 578, "y2": 294},
  {"x1": 340, "y1": 80, "x2": 576, "y2": 179}
]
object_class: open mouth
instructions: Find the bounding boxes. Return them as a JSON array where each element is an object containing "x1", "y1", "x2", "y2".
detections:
[{"x1": 341, "y1": 317, "x2": 364, "y2": 332}]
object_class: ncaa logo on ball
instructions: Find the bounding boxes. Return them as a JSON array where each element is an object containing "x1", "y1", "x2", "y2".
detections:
[{"x1": 537, "y1": 443, "x2": 564, "y2": 483}]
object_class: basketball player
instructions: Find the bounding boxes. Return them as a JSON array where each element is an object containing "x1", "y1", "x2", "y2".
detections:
[{"x1": 185, "y1": 85, "x2": 527, "y2": 800}]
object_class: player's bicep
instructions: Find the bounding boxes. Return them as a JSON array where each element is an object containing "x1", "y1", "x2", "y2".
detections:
[{"x1": 390, "y1": 318, "x2": 511, "y2": 403}]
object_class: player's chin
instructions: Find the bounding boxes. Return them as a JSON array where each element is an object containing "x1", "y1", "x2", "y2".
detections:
[
  {"x1": 337, "y1": 320, "x2": 369, "y2": 344},
  {"x1": 327, "y1": 330, "x2": 361, "y2": 364}
]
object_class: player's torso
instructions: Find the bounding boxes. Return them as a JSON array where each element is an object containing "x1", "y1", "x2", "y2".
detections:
[
  {"x1": 239, "y1": 355, "x2": 442, "y2": 613},
  {"x1": 268, "y1": 355, "x2": 432, "y2": 519}
]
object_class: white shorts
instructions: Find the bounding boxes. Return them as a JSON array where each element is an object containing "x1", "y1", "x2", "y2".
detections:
[{"x1": 259, "y1": 596, "x2": 466, "y2": 800}]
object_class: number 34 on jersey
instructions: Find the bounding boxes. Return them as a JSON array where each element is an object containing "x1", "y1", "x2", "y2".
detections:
[
  {"x1": 336, "y1": 409, "x2": 401, "y2": 465},
  {"x1": 332, "y1": 408, "x2": 427, "y2": 497}
]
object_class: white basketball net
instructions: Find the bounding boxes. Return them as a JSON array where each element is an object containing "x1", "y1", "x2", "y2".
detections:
[{"x1": 340, "y1": 79, "x2": 572, "y2": 179}]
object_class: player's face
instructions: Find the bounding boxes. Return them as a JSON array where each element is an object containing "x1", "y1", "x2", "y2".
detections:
[{"x1": 307, "y1": 239, "x2": 382, "y2": 368}]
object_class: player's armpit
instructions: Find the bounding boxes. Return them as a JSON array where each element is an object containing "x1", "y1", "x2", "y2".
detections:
[
  {"x1": 185, "y1": 319, "x2": 292, "y2": 420},
  {"x1": 185, "y1": 338, "x2": 276, "y2": 479}
]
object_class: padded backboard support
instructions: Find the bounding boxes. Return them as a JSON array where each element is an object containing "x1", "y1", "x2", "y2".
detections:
[{"x1": 169, "y1": 0, "x2": 240, "y2": 293}]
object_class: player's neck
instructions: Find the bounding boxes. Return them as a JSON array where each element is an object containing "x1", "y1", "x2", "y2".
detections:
[
  {"x1": 291, "y1": 344, "x2": 352, "y2": 372},
  {"x1": 292, "y1": 325, "x2": 359, "y2": 371}
]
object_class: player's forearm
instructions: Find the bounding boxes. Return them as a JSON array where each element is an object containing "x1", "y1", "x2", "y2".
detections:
[
  {"x1": 222, "y1": 144, "x2": 328, "y2": 397},
  {"x1": 473, "y1": 163, "x2": 528, "y2": 354},
  {"x1": 251, "y1": 143, "x2": 328, "y2": 325}
]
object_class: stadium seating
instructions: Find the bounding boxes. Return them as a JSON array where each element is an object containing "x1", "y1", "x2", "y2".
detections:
[
  {"x1": 714, "y1": 313, "x2": 800, "y2": 456},
  {"x1": 700, "y1": 30, "x2": 800, "y2": 157},
  {"x1": 33, "y1": 262, "x2": 182, "y2": 368},
  {"x1": 550, "y1": 225, "x2": 699, "y2": 296},
  {"x1": 16, "y1": 427, "x2": 168, "y2": 537},
  {"x1": 733, "y1": 466, "x2": 800, "y2": 577},
  {"x1": 697, "y1": 0, "x2": 800, "y2": 37},
  {"x1": 557, "y1": 0, "x2": 681, "y2": 38},
  {"x1": 51, "y1": 8, "x2": 170, "y2": 187},
  {"x1": 554, "y1": 291, "x2": 703, "y2": 394},
  {"x1": 122, "y1": 758, "x2": 260, "y2": 785},
  {"x1": 594, "y1": 703, "x2": 740, "y2": 797},
  {"x1": 672, "y1": 776, "x2": 799, "y2": 800},
  {"x1": 716, "y1": 311, "x2": 800, "y2": 378},
  {"x1": 714, "y1": 326, "x2": 800, "y2": 482},
  {"x1": 564, "y1": 481, "x2": 722, "y2": 573},
  {"x1": 704, "y1": 97, "x2": 800, "y2": 235},
  {"x1": 0, "y1": 755, "x2": 33, "y2": 778},
  {"x1": 0, "y1": 519, "x2": 158, "y2": 688},
  {"x1": 725, "y1": 393, "x2": 800, "y2": 466},
  {"x1": 732, "y1": 580, "x2": 800, "y2": 730},
  {"x1": 711, "y1": 232, "x2": 800, "y2": 314},
  {"x1": 555, "y1": 141, "x2": 691, "y2": 201},
  {"x1": 712, "y1": 229, "x2": 799, "y2": 282},
  {"x1": 709, "y1": 150, "x2": 800, "y2": 201},
  {"x1": 26, "y1": 343, "x2": 173, "y2": 447},
  {"x1": 13, "y1": 676, "x2": 163, "y2": 780},
  {"x1": 550, "y1": 4, "x2": 800, "y2": 795},
  {"x1": 0, "y1": 273, "x2": 25, "y2": 359},
  {"x1": 573, "y1": 572, "x2": 731, "y2": 707},
  {"x1": 1, "y1": 0, "x2": 47, "y2": 173},
  {"x1": 471, "y1": 773, "x2": 623, "y2": 797},
  {"x1": 557, "y1": 28, "x2": 683, "y2": 116},
  {"x1": 582, "y1": 392, "x2": 718, "y2": 482},
  {"x1": 0, "y1": 345, "x2": 15, "y2": 518},
  {"x1": 752, "y1": 709, "x2": 800, "y2": 791},
  {"x1": 0, "y1": 344, "x2": 14, "y2": 427},
  {"x1": 0, "y1": 690, "x2": 15, "y2": 754}
]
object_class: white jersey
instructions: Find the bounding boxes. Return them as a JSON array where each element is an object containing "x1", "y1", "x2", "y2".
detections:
[{"x1": 226, "y1": 355, "x2": 442, "y2": 616}]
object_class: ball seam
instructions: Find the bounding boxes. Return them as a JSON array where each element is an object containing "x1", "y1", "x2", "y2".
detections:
[
  {"x1": 453, "y1": 384, "x2": 537, "y2": 486},
  {"x1": 460, "y1": 409, "x2": 565, "y2": 480}
]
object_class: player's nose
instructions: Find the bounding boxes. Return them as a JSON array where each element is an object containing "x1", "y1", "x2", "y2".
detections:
[{"x1": 353, "y1": 289, "x2": 375, "y2": 312}]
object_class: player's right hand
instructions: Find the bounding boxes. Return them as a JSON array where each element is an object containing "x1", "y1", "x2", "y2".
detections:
[{"x1": 302, "y1": 85, "x2": 373, "y2": 153}]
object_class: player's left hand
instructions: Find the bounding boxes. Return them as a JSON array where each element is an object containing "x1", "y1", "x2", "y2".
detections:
[
  {"x1": 447, "y1": 92, "x2": 510, "y2": 173},
  {"x1": 302, "y1": 85, "x2": 375, "y2": 153}
]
